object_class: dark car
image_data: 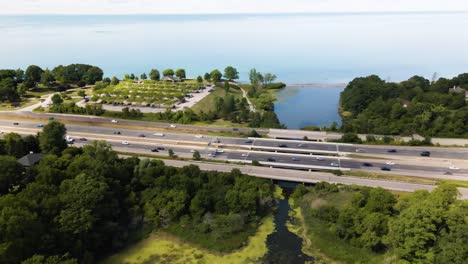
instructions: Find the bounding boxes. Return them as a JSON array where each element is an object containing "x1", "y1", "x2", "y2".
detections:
[
  {"x1": 386, "y1": 149, "x2": 397, "y2": 153},
  {"x1": 138, "y1": 134, "x2": 146, "y2": 137},
  {"x1": 79, "y1": 138, "x2": 87, "y2": 141},
  {"x1": 113, "y1": 131, "x2": 121, "y2": 135},
  {"x1": 151, "y1": 148, "x2": 159, "y2": 152},
  {"x1": 156, "y1": 147, "x2": 165, "y2": 150},
  {"x1": 443, "y1": 171, "x2": 453, "y2": 175},
  {"x1": 278, "y1": 144, "x2": 288, "y2": 148},
  {"x1": 267, "y1": 158, "x2": 276, "y2": 162},
  {"x1": 244, "y1": 140, "x2": 253, "y2": 144},
  {"x1": 381, "y1": 167, "x2": 392, "y2": 171},
  {"x1": 13, "y1": 122, "x2": 19, "y2": 125},
  {"x1": 420, "y1": 151, "x2": 431, "y2": 157},
  {"x1": 362, "y1": 162, "x2": 373, "y2": 167}
]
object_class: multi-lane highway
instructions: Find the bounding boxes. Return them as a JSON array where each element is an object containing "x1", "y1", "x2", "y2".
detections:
[{"x1": 2, "y1": 118, "x2": 467, "y2": 178}]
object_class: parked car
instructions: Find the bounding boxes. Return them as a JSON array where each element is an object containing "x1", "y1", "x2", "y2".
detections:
[
  {"x1": 420, "y1": 151, "x2": 431, "y2": 157},
  {"x1": 381, "y1": 167, "x2": 392, "y2": 171}
]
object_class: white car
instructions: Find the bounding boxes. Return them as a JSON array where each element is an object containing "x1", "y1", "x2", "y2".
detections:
[
  {"x1": 208, "y1": 153, "x2": 216, "y2": 157},
  {"x1": 355, "y1": 149, "x2": 365, "y2": 153},
  {"x1": 195, "y1": 134, "x2": 204, "y2": 139},
  {"x1": 111, "y1": 119, "x2": 118, "y2": 123},
  {"x1": 216, "y1": 148, "x2": 224, "y2": 153},
  {"x1": 121, "y1": 141, "x2": 129, "y2": 145},
  {"x1": 386, "y1": 161, "x2": 396, "y2": 165},
  {"x1": 170, "y1": 124, "x2": 177, "y2": 128},
  {"x1": 449, "y1": 165, "x2": 459, "y2": 170},
  {"x1": 153, "y1": 133, "x2": 165, "y2": 137},
  {"x1": 190, "y1": 149, "x2": 196, "y2": 153},
  {"x1": 316, "y1": 157, "x2": 324, "y2": 161},
  {"x1": 241, "y1": 153, "x2": 249, "y2": 157},
  {"x1": 330, "y1": 162, "x2": 339, "y2": 167}
]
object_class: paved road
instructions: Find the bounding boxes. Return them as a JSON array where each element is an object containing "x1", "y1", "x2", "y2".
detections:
[{"x1": 1, "y1": 118, "x2": 467, "y2": 177}]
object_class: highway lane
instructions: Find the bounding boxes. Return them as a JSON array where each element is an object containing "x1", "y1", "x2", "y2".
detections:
[{"x1": 1, "y1": 119, "x2": 467, "y2": 161}]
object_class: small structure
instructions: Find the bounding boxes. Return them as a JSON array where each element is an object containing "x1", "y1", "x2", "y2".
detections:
[
  {"x1": 161, "y1": 76, "x2": 182, "y2": 82},
  {"x1": 17, "y1": 153, "x2": 45, "y2": 167},
  {"x1": 401, "y1": 99, "x2": 410, "y2": 108},
  {"x1": 449, "y1": 86, "x2": 465, "y2": 94}
]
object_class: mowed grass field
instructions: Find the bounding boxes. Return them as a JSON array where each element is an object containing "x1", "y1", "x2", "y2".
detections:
[
  {"x1": 101, "y1": 215, "x2": 274, "y2": 264},
  {"x1": 191, "y1": 86, "x2": 243, "y2": 114}
]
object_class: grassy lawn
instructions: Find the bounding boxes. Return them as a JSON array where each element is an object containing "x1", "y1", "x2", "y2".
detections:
[
  {"x1": 0, "y1": 98, "x2": 40, "y2": 111},
  {"x1": 191, "y1": 119, "x2": 248, "y2": 128},
  {"x1": 346, "y1": 170, "x2": 438, "y2": 185},
  {"x1": 101, "y1": 215, "x2": 274, "y2": 264},
  {"x1": 26, "y1": 87, "x2": 57, "y2": 97},
  {"x1": 191, "y1": 86, "x2": 243, "y2": 114}
]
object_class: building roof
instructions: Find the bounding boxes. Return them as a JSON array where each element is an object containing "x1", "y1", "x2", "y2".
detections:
[
  {"x1": 17, "y1": 153, "x2": 45, "y2": 167},
  {"x1": 449, "y1": 86, "x2": 465, "y2": 93}
]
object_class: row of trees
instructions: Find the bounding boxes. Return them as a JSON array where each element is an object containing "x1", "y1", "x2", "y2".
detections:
[
  {"x1": 340, "y1": 74, "x2": 468, "y2": 137},
  {"x1": 293, "y1": 183, "x2": 467, "y2": 263},
  {"x1": 0, "y1": 121, "x2": 276, "y2": 263}
]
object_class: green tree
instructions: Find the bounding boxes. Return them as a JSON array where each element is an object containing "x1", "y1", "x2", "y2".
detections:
[
  {"x1": 263, "y1": 73, "x2": 277, "y2": 84},
  {"x1": 149, "y1": 69, "x2": 160, "y2": 81},
  {"x1": 224, "y1": 81, "x2": 230, "y2": 93},
  {"x1": 193, "y1": 150, "x2": 201, "y2": 160},
  {"x1": 3, "y1": 133, "x2": 26, "y2": 157},
  {"x1": 210, "y1": 69, "x2": 222, "y2": 83},
  {"x1": 175, "y1": 69, "x2": 186, "y2": 79},
  {"x1": 77, "y1": 90, "x2": 86, "y2": 98},
  {"x1": 140, "y1": 73, "x2": 147, "y2": 80},
  {"x1": 249, "y1": 68, "x2": 259, "y2": 87},
  {"x1": 24, "y1": 65, "x2": 44, "y2": 88},
  {"x1": 224, "y1": 66, "x2": 239, "y2": 81},
  {"x1": 163, "y1": 69, "x2": 174, "y2": 77},
  {"x1": 51, "y1": 94, "x2": 63, "y2": 106},
  {"x1": 204, "y1": 72, "x2": 211, "y2": 82},
  {"x1": 110, "y1": 76, "x2": 119, "y2": 85},
  {"x1": 168, "y1": 148, "x2": 175, "y2": 158},
  {"x1": 196, "y1": 76, "x2": 203, "y2": 83},
  {"x1": 39, "y1": 121, "x2": 67, "y2": 155},
  {"x1": 0, "y1": 156, "x2": 24, "y2": 194},
  {"x1": 0, "y1": 77, "x2": 19, "y2": 102},
  {"x1": 82, "y1": 66, "x2": 103, "y2": 85},
  {"x1": 40, "y1": 69, "x2": 55, "y2": 88}
]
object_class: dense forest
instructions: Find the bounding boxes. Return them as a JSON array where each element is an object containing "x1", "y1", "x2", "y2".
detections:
[
  {"x1": 340, "y1": 73, "x2": 468, "y2": 138},
  {"x1": 292, "y1": 183, "x2": 468, "y2": 263},
  {"x1": 0, "y1": 122, "x2": 275, "y2": 263}
]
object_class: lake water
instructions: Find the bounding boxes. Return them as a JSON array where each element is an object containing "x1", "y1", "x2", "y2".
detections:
[
  {"x1": 1, "y1": 13, "x2": 468, "y2": 126},
  {"x1": 275, "y1": 86, "x2": 344, "y2": 129}
]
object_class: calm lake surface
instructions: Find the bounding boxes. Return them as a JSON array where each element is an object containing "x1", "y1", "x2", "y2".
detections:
[
  {"x1": 1, "y1": 13, "x2": 468, "y2": 126},
  {"x1": 275, "y1": 86, "x2": 344, "y2": 129}
]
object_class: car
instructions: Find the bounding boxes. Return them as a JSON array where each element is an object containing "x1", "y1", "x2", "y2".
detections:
[
  {"x1": 13, "y1": 122, "x2": 19, "y2": 125},
  {"x1": 113, "y1": 131, "x2": 121, "y2": 135},
  {"x1": 355, "y1": 149, "x2": 365, "y2": 153},
  {"x1": 292, "y1": 157, "x2": 300, "y2": 161},
  {"x1": 138, "y1": 134, "x2": 146, "y2": 137},
  {"x1": 0, "y1": 131, "x2": 3, "y2": 134},
  {"x1": 278, "y1": 144, "x2": 288, "y2": 148},
  {"x1": 111, "y1": 119, "x2": 118, "y2": 123},
  {"x1": 244, "y1": 140, "x2": 253, "y2": 144},
  {"x1": 216, "y1": 149, "x2": 224, "y2": 153},
  {"x1": 195, "y1": 134, "x2": 204, "y2": 139},
  {"x1": 381, "y1": 167, "x2": 392, "y2": 171},
  {"x1": 153, "y1": 133, "x2": 165, "y2": 137},
  {"x1": 386, "y1": 149, "x2": 397, "y2": 153},
  {"x1": 386, "y1": 161, "x2": 396, "y2": 165},
  {"x1": 315, "y1": 157, "x2": 324, "y2": 161},
  {"x1": 213, "y1": 138, "x2": 220, "y2": 143},
  {"x1": 449, "y1": 165, "x2": 459, "y2": 170},
  {"x1": 36, "y1": 124, "x2": 44, "y2": 127},
  {"x1": 190, "y1": 149, "x2": 196, "y2": 153},
  {"x1": 169, "y1": 124, "x2": 177, "y2": 128},
  {"x1": 241, "y1": 153, "x2": 249, "y2": 157},
  {"x1": 330, "y1": 162, "x2": 339, "y2": 167},
  {"x1": 362, "y1": 162, "x2": 373, "y2": 167},
  {"x1": 208, "y1": 153, "x2": 216, "y2": 157},
  {"x1": 79, "y1": 138, "x2": 87, "y2": 141},
  {"x1": 122, "y1": 141, "x2": 129, "y2": 145},
  {"x1": 151, "y1": 148, "x2": 159, "y2": 152},
  {"x1": 267, "y1": 158, "x2": 276, "y2": 162},
  {"x1": 420, "y1": 151, "x2": 431, "y2": 157},
  {"x1": 443, "y1": 171, "x2": 453, "y2": 175},
  {"x1": 232, "y1": 128, "x2": 239, "y2": 132},
  {"x1": 297, "y1": 144, "x2": 303, "y2": 147},
  {"x1": 156, "y1": 147, "x2": 165, "y2": 150}
]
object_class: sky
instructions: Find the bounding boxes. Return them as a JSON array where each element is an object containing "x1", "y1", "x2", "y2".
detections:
[{"x1": 1, "y1": 0, "x2": 468, "y2": 15}]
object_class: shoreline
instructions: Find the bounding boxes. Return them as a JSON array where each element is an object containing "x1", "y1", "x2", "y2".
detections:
[{"x1": 285, "y1": 83, "x2": 347, "y2": 88}]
